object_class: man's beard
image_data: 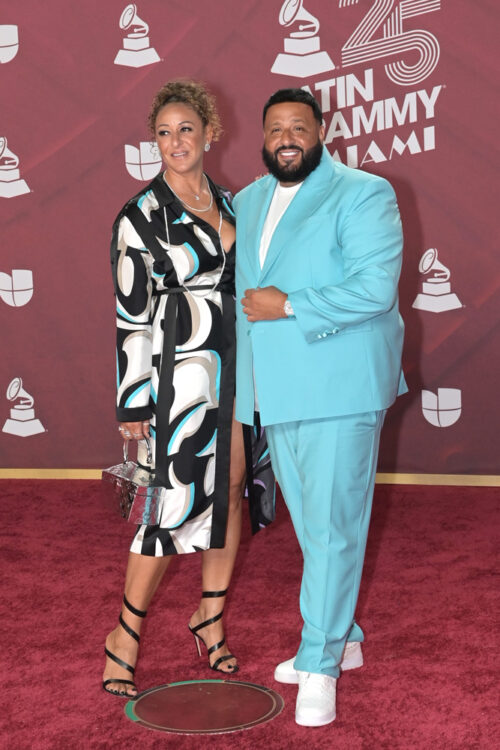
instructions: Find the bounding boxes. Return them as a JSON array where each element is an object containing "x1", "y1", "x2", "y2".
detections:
[{"x1": 261, "y1": 139, "x2": 323, "y2": 183}]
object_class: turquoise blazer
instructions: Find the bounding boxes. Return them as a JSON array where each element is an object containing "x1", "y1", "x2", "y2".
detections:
[{"x1": 233, "y1": 147, "x2": 407, "y2": 427}]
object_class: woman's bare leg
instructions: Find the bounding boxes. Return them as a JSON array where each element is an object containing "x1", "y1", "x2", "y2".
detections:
[
  {"x1": 189, "y1": 414, "x2": 246, "y2": 672},
  {"x1": 103, "y1": 552, "x2": 171, "y2": 695}
]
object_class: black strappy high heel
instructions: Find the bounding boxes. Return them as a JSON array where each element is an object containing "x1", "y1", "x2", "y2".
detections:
[
  {"x1": 103, "y1": 594, "x2": 147, "y2": 697},
  {"x1": 188, "y1": 589, "x2": 239, "y2": 674}
]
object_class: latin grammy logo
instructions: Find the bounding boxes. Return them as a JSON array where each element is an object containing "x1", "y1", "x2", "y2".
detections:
[
  {"x1": 0, "y1": 24, "x2": 19, "y2": 64},
  {"x1": 0, "y1": 269, "x2": 33, "y2": 307},
  {"x1": 2, "y1": 378, "x2": 45, "y2": 437},
  {"x1": 114, "y1": 4, "x2": 160, "y2": 68},
  {"x1": 422, "y1": 388, "x2": 461, "y2": 428},
  {"x1": 412, "y1": 248, "x2": 462, "y2": 313},
  {"x1": 271, "y1": 0, "x2": 335, "y2": 79},
  {"x1": 124, "y1": 141, "x2": 162, "y2": 181},
  {"x1": 0, "y1": 137, "x2": 30, "y2": 198}
]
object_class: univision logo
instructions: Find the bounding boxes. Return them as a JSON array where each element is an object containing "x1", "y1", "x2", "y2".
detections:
[
  {"x1": 422, "y1": 388, "x2": 461, "y2": 427},
  {"x1": 0, "y1": 25, "x2": 19, "y2": 64},
  {"x1": 124, "y1": 141, "x2": 162, "y2": 180},
  {"x1": 0, "y1": 270, "x2": 33, "y2": 307}
]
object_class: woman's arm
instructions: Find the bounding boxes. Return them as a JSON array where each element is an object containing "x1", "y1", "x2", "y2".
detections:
[{"x1": 112, "y1": 214, "x2": 154, "y2": 425}]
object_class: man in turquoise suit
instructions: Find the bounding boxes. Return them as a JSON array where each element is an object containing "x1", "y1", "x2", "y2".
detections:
[{"x1": 233, "y1": 89, "x2": 407, "y2": 727}]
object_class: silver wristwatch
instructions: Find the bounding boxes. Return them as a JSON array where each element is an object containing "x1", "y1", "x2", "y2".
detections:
[{"x1": 284, "y1": 298, "x2": 295, "y2": 317}]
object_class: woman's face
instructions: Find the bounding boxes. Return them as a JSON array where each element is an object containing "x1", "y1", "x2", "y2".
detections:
[{"x1": 154, "y1": 102, "x2": 212, "y2": 175}]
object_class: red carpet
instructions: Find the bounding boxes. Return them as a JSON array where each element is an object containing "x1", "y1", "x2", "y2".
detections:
[{"x1": 0, "y1": 480, "x2": 498, "y2": 749}]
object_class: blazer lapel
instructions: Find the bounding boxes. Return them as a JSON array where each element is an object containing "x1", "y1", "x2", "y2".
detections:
[{"x1": 243, "y1": 177, "x2": 277, "y2": 284}]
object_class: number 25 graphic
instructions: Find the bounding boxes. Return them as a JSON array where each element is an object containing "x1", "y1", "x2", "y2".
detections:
[{"x1": 340, "y1": 0, "x2": 441, "y2": 86}]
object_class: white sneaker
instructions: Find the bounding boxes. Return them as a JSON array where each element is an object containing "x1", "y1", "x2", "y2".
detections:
[
  {"x1": 295, "y1": 672, "x2": 336, "y2": 727},
  {"x1": 274, "y1": 641, "x2": 363, "y2": 684}
]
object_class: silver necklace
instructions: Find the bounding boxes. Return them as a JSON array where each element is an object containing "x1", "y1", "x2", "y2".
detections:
[
  {"x1": 163, "y1": 206, "x2": 226, "y2": 299},
  {"x1": 163, "y1": 172, "x2": 213, "y2": 213}
]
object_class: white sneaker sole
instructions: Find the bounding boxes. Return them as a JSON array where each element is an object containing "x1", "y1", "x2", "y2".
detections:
[
  {"x1": 275, "y1": 642, "x2": 363, "y2": 684},
  {"x1": 295, "y1": 708, "x2": 336, "y2": 726}
]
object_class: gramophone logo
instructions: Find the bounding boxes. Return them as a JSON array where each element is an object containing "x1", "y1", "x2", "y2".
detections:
[
  {"x1": 125, "y1": 141, "x2": 162, "y2": 181},
  {"x1": 421, "y1": 388, "x2": 461, "y2": 428},
  {"x1": 272, "y1": 0, "x2": 335, "y2": 78},
  {"x1": 2, "y1": 378, "x2": 45, "y2": 437},
  {"x1": 0, "y1": 25, "x2": 19, "y2": 64},
  {"x1": 412, "y1": 248, "x2": 462, "y2": 313},
  {"x1": 114, "y1": 4, "x2": 160, "y2": 68},
  {"x1": 0, "y1": 270, "x2": 33, "y2": 307},
  {"x1": 0, "y1": 137, "x2": 30, "y2": 198}
]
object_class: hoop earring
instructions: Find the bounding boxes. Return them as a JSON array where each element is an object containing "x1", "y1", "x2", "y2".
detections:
[{"x1": 204, "y1": 143, "x2": 211, "y2": 152}]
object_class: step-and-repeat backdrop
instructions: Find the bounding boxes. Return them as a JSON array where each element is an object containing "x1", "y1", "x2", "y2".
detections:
[{"x1": 1, "y1": 1, "x2": 497, "y2": 473}]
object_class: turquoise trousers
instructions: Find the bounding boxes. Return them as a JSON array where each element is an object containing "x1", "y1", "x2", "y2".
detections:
[{"x1": 266, "y1": 410, "x2": 385, "y2": 678}]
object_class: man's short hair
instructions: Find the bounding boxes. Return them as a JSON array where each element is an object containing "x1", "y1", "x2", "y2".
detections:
[{"x1": 262, "y1": 88, "x2": 323, "y2": 125}]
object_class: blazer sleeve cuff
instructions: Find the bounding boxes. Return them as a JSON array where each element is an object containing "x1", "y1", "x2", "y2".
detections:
[
  {"x1": 287, "y1": 289, "x2": 341, "y2": 344},
  {"x1": 116, "y1": 405, "x2": 153, "y2": 422}
]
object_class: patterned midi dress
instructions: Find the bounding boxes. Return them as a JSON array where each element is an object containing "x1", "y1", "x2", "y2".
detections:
[{"x1": 111, "y1": 174, "x2": 273, "y2": 556}]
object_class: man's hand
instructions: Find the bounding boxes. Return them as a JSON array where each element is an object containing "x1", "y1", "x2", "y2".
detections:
[{"x1": 241, "y1": 286, "x2": 288, "y2": 322}]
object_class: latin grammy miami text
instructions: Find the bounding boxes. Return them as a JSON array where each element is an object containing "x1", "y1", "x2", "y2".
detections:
[{"x1": 305, "y1": 69, "x2": 442, "y2": 169}]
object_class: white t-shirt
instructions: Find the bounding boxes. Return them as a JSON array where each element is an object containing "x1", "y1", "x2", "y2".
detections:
[
  {"x1": 254, "y1": 181, "x2": 302, "y2": 409},
  {"x1": 259, "y1": 182, "x2": 302, "y2": 268}
]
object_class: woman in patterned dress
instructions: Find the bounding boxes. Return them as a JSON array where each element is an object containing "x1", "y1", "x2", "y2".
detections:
[{"x1": 103, "y1": 80, "x2": 270, "y2": 697}]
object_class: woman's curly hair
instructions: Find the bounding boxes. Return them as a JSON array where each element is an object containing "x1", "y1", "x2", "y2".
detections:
[{"x1": 148, "y1": 79, "x2": 222, "y2": 140}]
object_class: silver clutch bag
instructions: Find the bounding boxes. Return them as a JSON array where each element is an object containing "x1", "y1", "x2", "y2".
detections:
[{"x1": 102, "y1": 439, "x2": 164, "y2": 524}]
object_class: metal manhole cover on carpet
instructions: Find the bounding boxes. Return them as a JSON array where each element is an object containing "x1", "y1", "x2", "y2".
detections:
[{"x1": 124, "y1": 679, "x2": 285, "y2": 734}]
